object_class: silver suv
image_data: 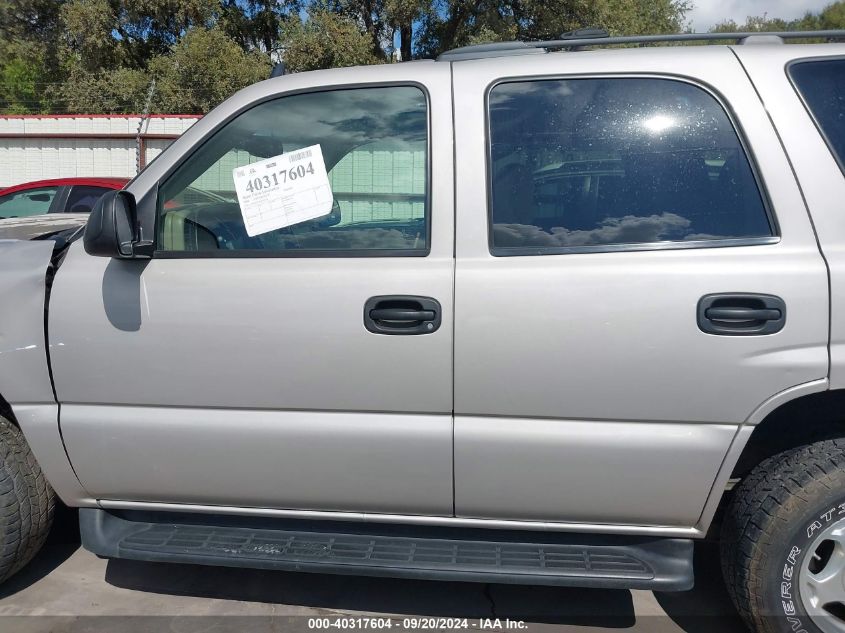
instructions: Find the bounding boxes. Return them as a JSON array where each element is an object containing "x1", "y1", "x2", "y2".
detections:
[{"x1": 1, "y1": 29, "x2": 845, "y2": 633}]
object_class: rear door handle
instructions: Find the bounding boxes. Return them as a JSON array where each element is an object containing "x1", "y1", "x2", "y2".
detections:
[
  {"x1": 698, "y1": 293, "x2": 786, "y2": 335},
  {"x1": 364, "y1": 296, "x2": 441, "y2": 335},
  {"x1": 704, "y1": 307, "x2": 782, "y2": 322},
  {"x1": 369, "y1": 308, "x2": 436, "y2": 322}
]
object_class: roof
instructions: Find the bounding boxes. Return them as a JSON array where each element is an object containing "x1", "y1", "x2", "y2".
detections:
[
  {"x1": 438, "y1": 29, "x2": 845, "y2": 61},
  {"x1": 0, "y1": 177, "x2": 129, "y2": 196}
]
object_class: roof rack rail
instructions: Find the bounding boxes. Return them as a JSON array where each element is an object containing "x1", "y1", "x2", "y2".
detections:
[{"x1": 437, "y1": 30, "x2": 845, "y2": 61}]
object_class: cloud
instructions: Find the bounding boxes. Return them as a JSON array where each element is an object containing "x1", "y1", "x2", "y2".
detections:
[
  {"x1": 688, "y1": 0, "x2": 831, "y2": 30},
  {"x1": 269, "y1": 227, "x2": 421, "y2": 250},
  {"x1": 492, "y1": 213, "x2": 693, "y2": 248}
]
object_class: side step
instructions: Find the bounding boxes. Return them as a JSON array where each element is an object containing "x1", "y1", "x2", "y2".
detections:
[{"x1": 80, "y1": 509, "x2": 694, "y2": 591}]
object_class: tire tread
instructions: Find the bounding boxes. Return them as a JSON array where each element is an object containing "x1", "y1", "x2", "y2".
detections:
[
  {"x1": 0, "y1": 415, "x2": 55, "y2": 583},
  {"x1": 721, "y1": 439, "x2": 845, "y2": 633}
]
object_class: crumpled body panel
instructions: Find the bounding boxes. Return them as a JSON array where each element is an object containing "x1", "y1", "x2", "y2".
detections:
[
  {"x1": 0, "y1": 239, "x2": 92, "y2": 505},
  {"x1": 0, "y1": 239, "x2": 55, "y2": 405}
]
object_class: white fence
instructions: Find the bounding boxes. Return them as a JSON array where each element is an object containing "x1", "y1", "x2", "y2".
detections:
[{"x1": 0, "y1": 115, "x2": 200, "y2": 188}]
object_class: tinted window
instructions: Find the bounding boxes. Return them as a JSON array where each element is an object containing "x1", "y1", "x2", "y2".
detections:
[
  {"x1": 159, "y1": 86, "x2": 428, "y2": 254},
  {"x1": 66, "y1": 186, "x2": 112, "y2": 213},
  {"x1": 789, "y1": 58, "x2": 845, "y2": 174},
  {"x1": 487, "y1": 78, "x2": 772, "y2": 253},
  {"x1": 0, "y1": 187, "x2": 58, "y2": 218}
]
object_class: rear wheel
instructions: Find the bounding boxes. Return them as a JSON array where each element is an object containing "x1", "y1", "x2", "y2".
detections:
[
  {"x1": 721, "y1": 439, "x2": 845, "y2": 633},
  {"x1": 0, "y1": 415, "x2": 55, "y2": 583}
]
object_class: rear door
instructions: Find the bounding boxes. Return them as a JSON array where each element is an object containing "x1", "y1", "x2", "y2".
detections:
[
  {"x1": 49, "y1": 64, "x2": 456, "y2": 515},
  {"x1": 734, "y1": 46, "x2": 845, "y2": 392},
  {"x1": 451, "y1": 47, "x2": 829, "y2": 528}
]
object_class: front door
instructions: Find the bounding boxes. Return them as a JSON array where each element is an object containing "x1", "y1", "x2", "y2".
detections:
[
  {"x1": 451, "y1": 48, "x2": 829, "y2": 528},
  {"x1": 49, "y1": 65, "x2": 456, "y2": 516}
]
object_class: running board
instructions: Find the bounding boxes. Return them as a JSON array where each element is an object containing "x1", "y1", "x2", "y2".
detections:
[{"x1": 80, "y1": 508, "x2": 694, "y2": 591}]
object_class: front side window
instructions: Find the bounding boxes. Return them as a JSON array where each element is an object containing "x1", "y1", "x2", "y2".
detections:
[
  {"x1": 0, "y1": 187, "x2": 58, "y2": 218},
  {"x1": 158, "y1": 86, "x2": 428, "y2": 255},
  {"x1": 789, "y1": 58, "x2": 845, "y2": 175},
  {"x1": 487, "y1": 77, "x2": 773, "y2": 254}
]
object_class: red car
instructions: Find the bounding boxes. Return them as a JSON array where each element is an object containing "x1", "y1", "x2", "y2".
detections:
[
  {"x1": 0, "y1": 177, "x2": 129, "y2": 240},
  {"x1": 0, "y1": 177, "x2": 235, "y2": 240}
]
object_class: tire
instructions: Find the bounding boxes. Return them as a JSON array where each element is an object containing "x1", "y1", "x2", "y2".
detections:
[
  {"x1": 721, "y1": 439, "x2": 845, "y2": 633},
  {"x1": 0, "y1": 415, "x2": 55, "y2": 584}
]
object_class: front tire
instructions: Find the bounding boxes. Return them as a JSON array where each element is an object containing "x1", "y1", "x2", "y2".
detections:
[
  {"x1": 721, "y1": 439, "x2": 845, "y2": 633},
  {"x1": 0, "y1": 415, "x2": 55, "y2": 583}
]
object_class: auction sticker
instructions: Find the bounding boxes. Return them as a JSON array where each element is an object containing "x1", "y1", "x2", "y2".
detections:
[{"x1": 233, "y1": 144, "x2": 333, "y2": 237}]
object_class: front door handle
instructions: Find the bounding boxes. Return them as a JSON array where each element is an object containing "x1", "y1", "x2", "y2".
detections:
[
  {"x1": 698, "y1": 293, "x2": 786, "y2": 335},
  {"x1": 704, "y1": 307, "x2": 782, "y2": 323},
  {"x1": 364, "y1": 296, "x2": 442, "y2": 335}
]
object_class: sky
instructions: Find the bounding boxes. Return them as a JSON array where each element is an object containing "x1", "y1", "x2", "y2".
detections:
[{"x1": 688, "y1": 0, "x2": 832, "y2": 30}]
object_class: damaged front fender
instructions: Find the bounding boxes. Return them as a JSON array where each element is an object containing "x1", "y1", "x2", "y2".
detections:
[
  {"x1": 0, "y1": 239, "x2": 92, "y2": 505},
  {"x1": 0, "y1": 239, "x2": 56, "y2": 405}
]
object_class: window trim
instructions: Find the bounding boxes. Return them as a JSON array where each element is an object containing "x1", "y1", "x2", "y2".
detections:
[
  {"x1": 483, "y1": 72, "x2": 780, "y2": 257},
  {"x1": 51, "y1": 186, "x2": 70, "y2": 214},
  {"x1": 151, "y1": 82, "x2": 433, "y2": 259},
  {"x1": 786, "y1": 55, "x2": 845, "y2": 179}
]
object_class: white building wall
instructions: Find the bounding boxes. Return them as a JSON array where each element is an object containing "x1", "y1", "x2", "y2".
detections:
[
  {"x1": 0, "y1": 115, "x2": 200, "y2": 188},
  {"x1": 0, "y1": 115, "x2": 427, "y2": 227}
]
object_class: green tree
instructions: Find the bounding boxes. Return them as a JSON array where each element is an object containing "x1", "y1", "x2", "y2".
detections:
[
  {"x1": 60, "y1": 0, "x2": 123, "y2": 72},
  {"x1": 384, "y1": 0, "x2": 428, "y2": 61},
  {"x1": 416, "y1": 0, "x2": 690, "y2": 58},
  {"x1": 795, "y1": 0, "x2": 845, "y2": 29},
  {"x1": 61, "y1": 27, "x2": 270, "y2": 114},
  {"x1": 0, "y1": 0, "x2": 64, "y2": 42},
  {"x1": 150, "y1": 26, "x2": 270, "y2": 112},
  {"x1": 710, "y1": 15, "x2": 790, "y2": 33},
  {"x1": 221, "y1": 0, "x2": 298, "y2": 55},
  {"x1": 61, "y1": 66, "x2": 152, "y2": 113},
  {"x1": 0, "y1": 51, "x2": 43, "y2": 114},
  {"x1": 323, "y1": 0, "x2": 390, "y2": 61},
  {"x1": 60, "y1": 0, "x2": 219, "y2": 70},
  {"x1": 708, "y1": 1, "x2": 845, "y2": 33},
  {"x1": 10, "y1": 0, "x2": 797, "y2": 114},
  {"x1": 0, "y1": 0, "x2": 65, "y2": 112},
  {"x1": 281, "y1": 10, "x2": 380, "y2": 72}
]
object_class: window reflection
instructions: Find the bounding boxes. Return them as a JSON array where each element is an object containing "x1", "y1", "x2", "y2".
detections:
[{"x1": 488, "y1": 78, "x2": 773, "y2": 252}]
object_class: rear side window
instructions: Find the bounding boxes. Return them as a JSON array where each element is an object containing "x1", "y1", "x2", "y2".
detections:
[
  {"x1": 789, "y1": 58, "x2": 845, "y2": 175},
  {"x1": 487, "y1": 78, "x2": 773, "y2": 254}
]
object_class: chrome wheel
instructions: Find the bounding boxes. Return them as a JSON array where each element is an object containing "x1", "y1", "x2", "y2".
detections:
[{"x1": 801, "y1": 519, "x2": 845, "y2": 633}]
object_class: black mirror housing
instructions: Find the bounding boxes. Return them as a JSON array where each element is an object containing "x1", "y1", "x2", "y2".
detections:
[{"x1": 83, "y1": 190, "x2": 137, "y2": 258}]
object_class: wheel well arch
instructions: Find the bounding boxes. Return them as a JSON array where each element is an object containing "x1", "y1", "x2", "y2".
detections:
[
  {"x1": 732, "y1": 389, "x2": 845, "y2": 478},
  {"x1": 0, "y1": 392, "x2": 19, "y2": 428}
]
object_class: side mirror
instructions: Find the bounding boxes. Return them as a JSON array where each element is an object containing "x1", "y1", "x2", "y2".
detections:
[{"x1": 83, "y1": 191, "x2": 137, "y2": 258}]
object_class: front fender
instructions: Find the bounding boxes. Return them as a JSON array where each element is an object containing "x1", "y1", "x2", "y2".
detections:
[
  {"x1": 0, "y1": 240, "x2": 93, "y2": 506},
  {"x1": 0, "y1": 239, "x2": 55, "y2": 404}
]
